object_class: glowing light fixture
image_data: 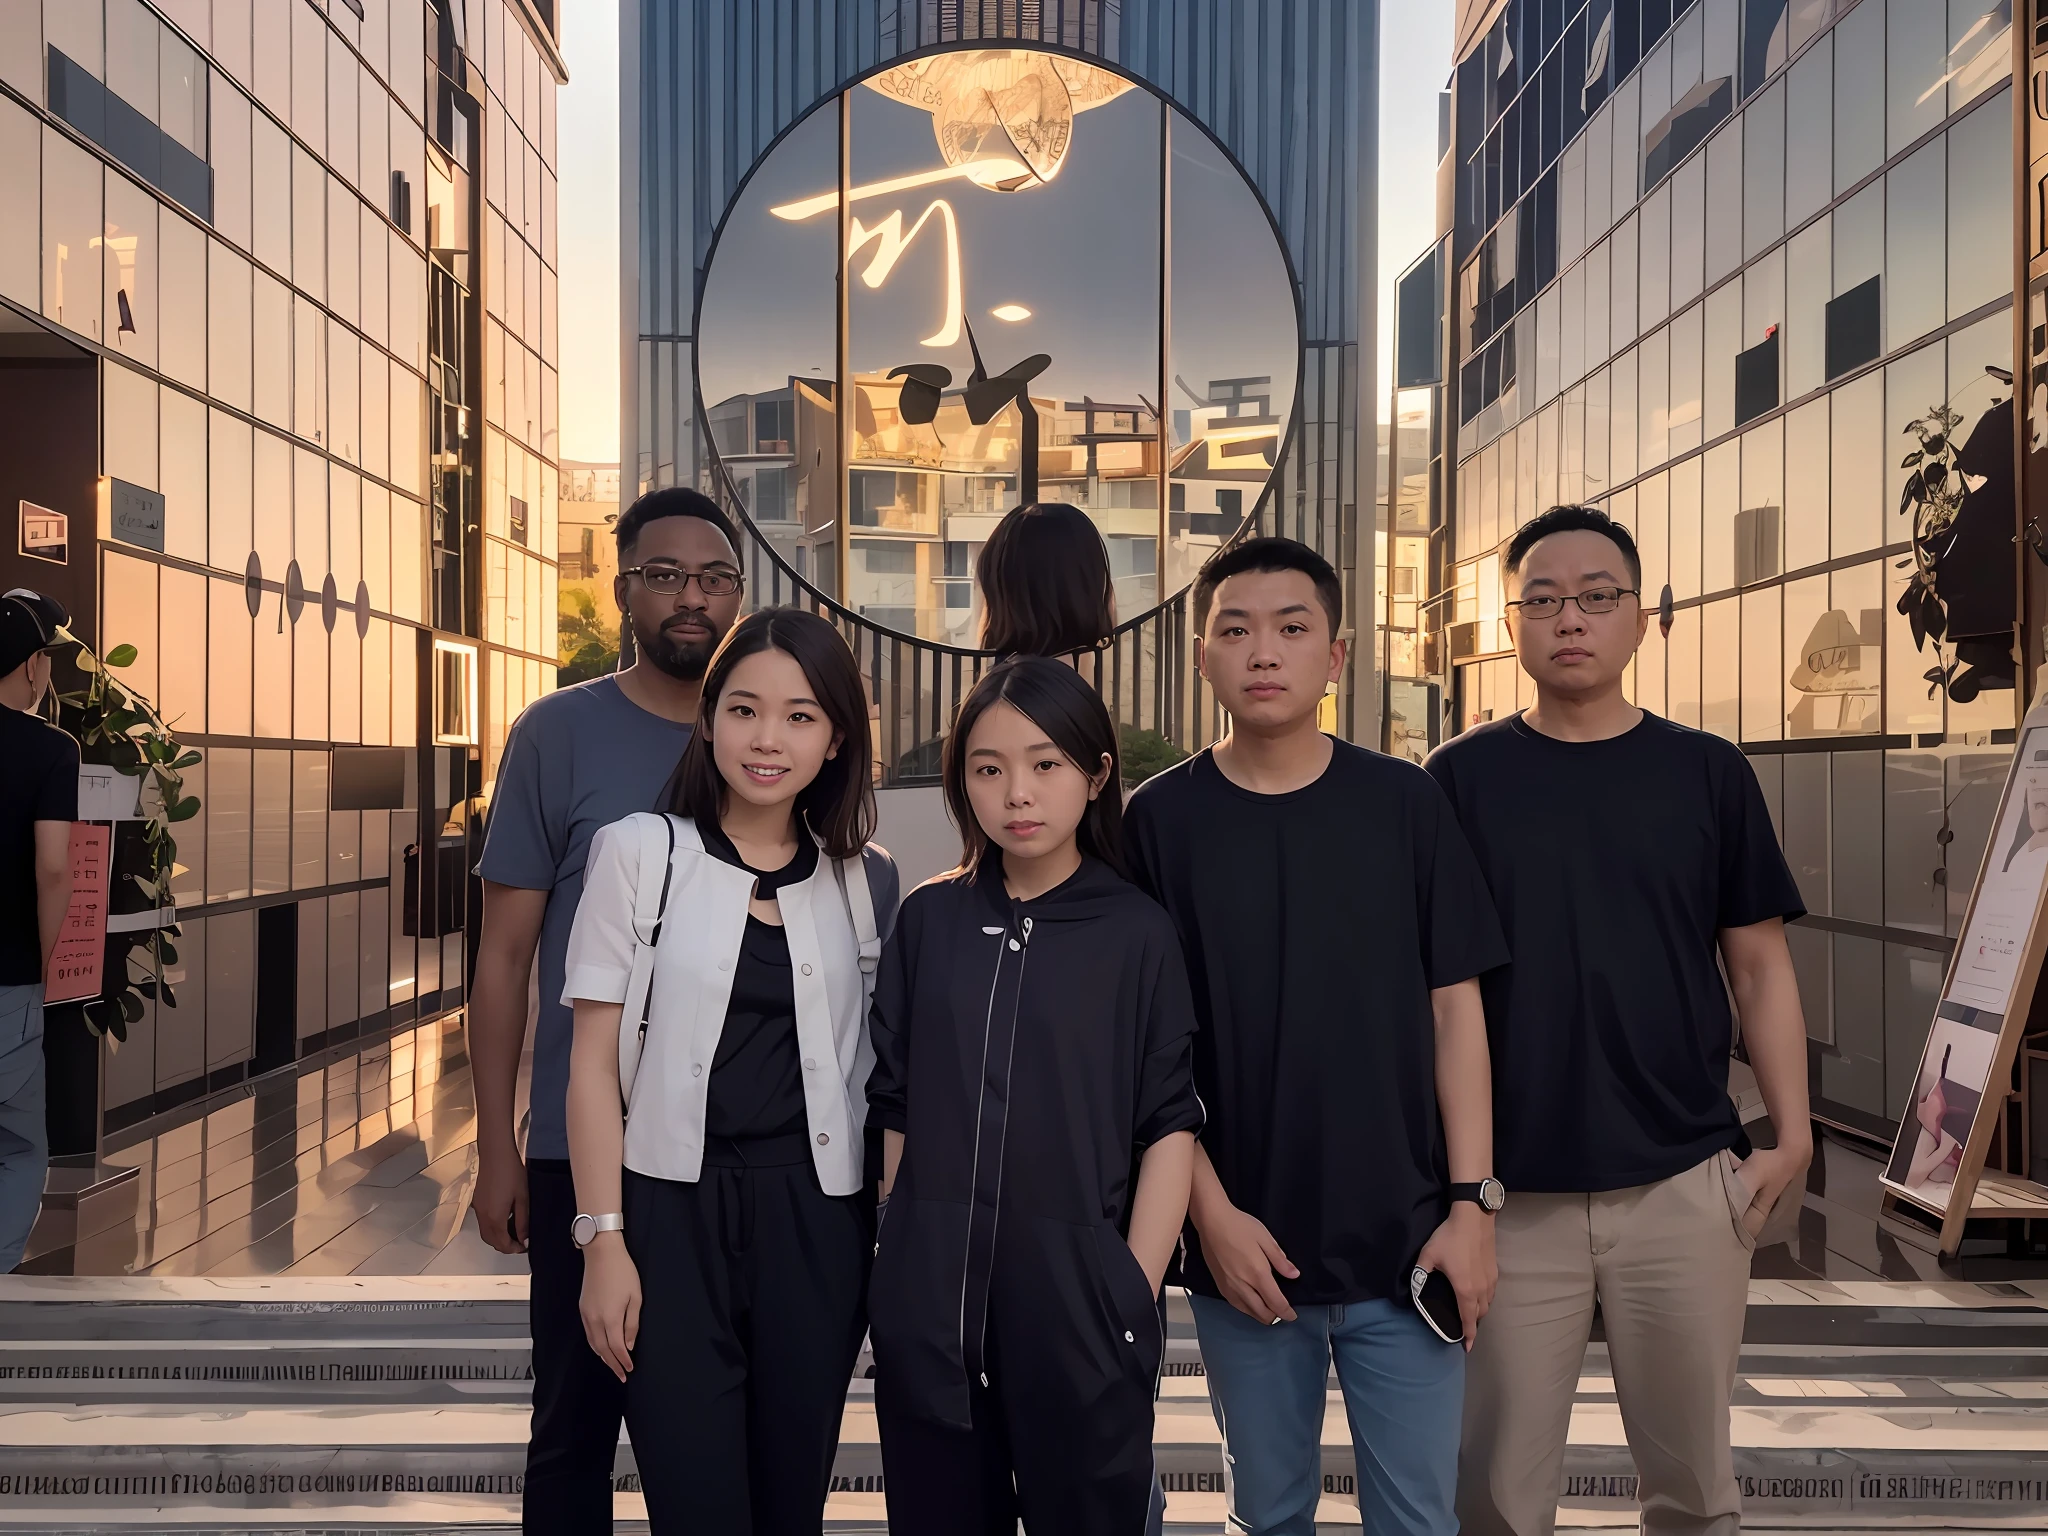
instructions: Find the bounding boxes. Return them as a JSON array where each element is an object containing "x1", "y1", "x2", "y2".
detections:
[
  {"x1": 990, "y1": 304, "x2": 1032, "y2": 322},
  {"x1": 863, "y1": 51, "x2": 1132, "y2": 192}
]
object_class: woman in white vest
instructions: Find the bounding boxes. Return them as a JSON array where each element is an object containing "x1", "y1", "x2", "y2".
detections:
[{"x1": 562, "y1": 607, "x2": 897, "y2": 1534}]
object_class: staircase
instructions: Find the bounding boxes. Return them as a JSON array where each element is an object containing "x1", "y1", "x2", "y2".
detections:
[{"x1": 2, "y1": 1276, "x2": 2048, "y2": 1532}]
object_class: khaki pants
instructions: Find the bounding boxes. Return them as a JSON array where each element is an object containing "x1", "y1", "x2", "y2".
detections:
[{"x1": 1456, "y1": 1151, "x2": 1757, "y2": 1536}]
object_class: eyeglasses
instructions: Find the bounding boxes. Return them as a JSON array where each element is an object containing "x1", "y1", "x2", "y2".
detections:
[
  {"x1": 623, "y1": 564, "x2": 743, "y2": 597},
  {"x1": 1505, "y1": 586, "x2": 1639, "y2": 620}
]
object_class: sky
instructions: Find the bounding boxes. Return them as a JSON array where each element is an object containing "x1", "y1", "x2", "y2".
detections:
[{"x1": 549, "y1": 0, "x2": 1455, "y2": 468}]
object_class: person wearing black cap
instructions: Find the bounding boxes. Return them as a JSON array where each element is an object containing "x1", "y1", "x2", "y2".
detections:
[{"x1": 0, "y1": 588, "x2": 77, "y2": 1272}]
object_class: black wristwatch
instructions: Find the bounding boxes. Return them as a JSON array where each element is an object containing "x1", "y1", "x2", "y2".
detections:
[{"x1": 1449, "y1": 1178, "x2": 1507, "y2": 1214}]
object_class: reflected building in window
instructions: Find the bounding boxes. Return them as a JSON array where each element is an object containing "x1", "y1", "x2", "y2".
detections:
[
  {"x1": 1410, "y1": 0, "x2": 2027, "y2": 1139},
  {"x1": 625, "y1": 3, "x2": 1376, "y2": 761},
  {"x1": 0, "y1": 0, "x2": 561, "y2": 1152}
]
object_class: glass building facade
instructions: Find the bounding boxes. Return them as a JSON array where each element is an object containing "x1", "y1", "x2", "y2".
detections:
[
  {"x1": 0, "y1": 0, "x2": 561, "y2": 1143},
  {"x1": 1410, "y1": 0, "x2": 2026, "y2": 1139},
  {"x1": 624, "y1": 0, "x2": 1378, "y2": 761}
]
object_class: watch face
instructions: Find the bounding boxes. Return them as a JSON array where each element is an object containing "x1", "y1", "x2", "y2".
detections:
[
  {"x1": 1481, "y1": 1178, "x2": 1506, "y2": 1212},
  {"x1": 571, "y1": 1213, "x2": 595, "y2": 1248}
]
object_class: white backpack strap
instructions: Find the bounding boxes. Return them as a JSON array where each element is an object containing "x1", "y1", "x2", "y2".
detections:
[
  {"x1": 835, "y1": 849, "x2": 881, "y2": 978},
  {"x1": 618, "y1": 814, "x2": 679, "y2": 1107}
]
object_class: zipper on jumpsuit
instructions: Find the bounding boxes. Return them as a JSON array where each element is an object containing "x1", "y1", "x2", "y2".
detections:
[{"x1": 959, "y1": 910, "x2": 1032, "y2": 1395}]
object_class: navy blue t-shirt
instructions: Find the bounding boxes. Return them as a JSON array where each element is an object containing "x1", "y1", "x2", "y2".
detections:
[
  {"x1": 1426, "y1": 711, "x2": 1805, "y2": 1194},
  {"x1": 476, "y1": 676, "x2": 692, "y2": 1160}
]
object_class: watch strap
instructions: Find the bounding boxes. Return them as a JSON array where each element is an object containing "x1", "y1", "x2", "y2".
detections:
[
  {"x1": 1448, "y1": 1180, "x2": 1502, "y2": 1210},
  {"x1": 572, "y1": 1211, "x2": 625, "y2": 1247}
]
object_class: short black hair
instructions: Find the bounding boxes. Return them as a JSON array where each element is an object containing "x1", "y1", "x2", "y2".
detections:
[
  {"x1": 976, "y1": 503, "x2": 1116, "y2": 658},
  {"x1": 614, "y1": 486, "x2": 745, "y2": 565},
  {"x1": 1503, "y1": 504, "x2": 1641, "y2": 587},
  {"x1": 1192, "y1": 536, "x2": 1343, "y2": 636}
]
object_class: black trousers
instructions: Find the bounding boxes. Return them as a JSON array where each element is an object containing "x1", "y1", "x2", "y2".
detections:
[
  {"x1": 524, "y1": 1157, "x2": 627, "y2": 1532},
  {"x1": 621, "y1": 1135, "x2": 870, "y2": 1535},
  {"x1": 875, "y1": 1305, "x2": 1164, "y2": 1536}
]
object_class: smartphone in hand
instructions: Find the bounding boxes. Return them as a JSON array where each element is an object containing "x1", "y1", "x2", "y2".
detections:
[{"x1": 1410, "y1": 1265, "x2": 1464, "y2": 1345}]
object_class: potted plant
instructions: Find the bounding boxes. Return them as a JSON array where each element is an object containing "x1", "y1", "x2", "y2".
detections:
[{"x1": 49, "y1": 631, "x2": 200, "y2": 1044}]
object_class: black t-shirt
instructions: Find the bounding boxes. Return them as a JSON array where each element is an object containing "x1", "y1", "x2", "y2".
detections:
[
  {"x1": 1125, "y1": 740, "x2": 1509, "y2": 1306},
  {"x1": 1, "y1": 705, "x2": 79, "y2": 987},
  {"x1": 699, "y1": 823, "x2": 816, "y2": 1141},
  {"x1": 1425, "y1": 711, "x2": 1806, "y2": 1194}
]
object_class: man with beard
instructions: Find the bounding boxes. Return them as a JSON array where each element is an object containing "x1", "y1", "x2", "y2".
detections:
[{"x1": 469, "y1": 487, "x2": 745, "y2": 1530}]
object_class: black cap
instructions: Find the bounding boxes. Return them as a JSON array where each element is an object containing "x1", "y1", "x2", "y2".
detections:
[{"x1": 0, "y1": 589, "x2": 70, "y2": 676}]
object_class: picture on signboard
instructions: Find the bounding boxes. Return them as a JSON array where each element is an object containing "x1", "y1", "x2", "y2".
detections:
[
  {"x1": 1945, "y1": 727, "x2": 2048, "y2": 1015},
  {"x1": 17, "y1": 501, "x2": 66, "y2": 565},
  {"x1": 1884, "y1": 1003, "x2": 2001, "y2": 1200}
]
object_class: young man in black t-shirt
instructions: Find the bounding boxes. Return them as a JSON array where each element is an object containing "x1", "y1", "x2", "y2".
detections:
[
  {"x1": 1427, "y1": 505, "x2": 1811, "y2": 1536},
  {"x1": 0, "y1": 590, "x2": 78, "y2": 1272},
  {"x1": 1127, "y1": 539, "x2": 1506, "y2": 1536}
]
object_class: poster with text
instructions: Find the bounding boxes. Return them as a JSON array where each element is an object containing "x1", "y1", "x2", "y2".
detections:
[
  {"x1": 1882, "y1": 726, "x2": 2048, "y2": 1210},
  {"x1": 44, "y1": 823, "x2": 110, "y2": 1005}
]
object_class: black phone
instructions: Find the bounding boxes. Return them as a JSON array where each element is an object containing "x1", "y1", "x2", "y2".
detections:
[{"x1": 1409, "y1": 1265, "x2": 1463, "y2": 1345}]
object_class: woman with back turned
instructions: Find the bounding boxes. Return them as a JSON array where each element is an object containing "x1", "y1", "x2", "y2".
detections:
[{"x1": 977, "y1": 502, "x2": 1117, "y2": 663}]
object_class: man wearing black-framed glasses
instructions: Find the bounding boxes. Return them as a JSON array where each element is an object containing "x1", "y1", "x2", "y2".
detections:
[
  {"x1": 1426, "y1": 504, "x2": 1811, "y2": 1536},
  {"x1": 470, "y1": 487, "x2": 746, "y2": 1531}
]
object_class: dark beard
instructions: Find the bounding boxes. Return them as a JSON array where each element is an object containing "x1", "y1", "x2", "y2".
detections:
[{"x1": 636, "y1": 616, "x2": 719, "y2": 682}]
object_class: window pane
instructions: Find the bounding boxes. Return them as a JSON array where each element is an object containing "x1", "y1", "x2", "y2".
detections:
[
  {"x1": 1702, "y1": 437, "x2": 1739, "y2": 593},
  {"x1": 1742, "y1": 584, "x2": 1782, "y2": 742},
  {"x1": 1610, "y1": 344, "x2": 1638, "y2": 485},
  {"x1": 1705, "y1": 117, "x2": 1742, "y2": 286},
  {"x1": 162, "y1": 387, "x2": 206, "y2": 563},
  {"x1": 207, "y1": 576, "x2": 252, "y2": 737},
  {"x1": 101, "y1": 550, "x2": 159, "y2": 704},
  {"x1": 292, "y1": 146, "x2": 325, "y2": 302},
  {"x1": 1669, "y1": 596, "x2": 1703, "y2": 726},
  {"x1": 252, "y1": 110, "x2": 290, "y2": 273},
  {"x1": 252, "y1": 268, "x2": 290, "y2": 428},
  {"x1": 160, "y1": 209, "x2": 206, "y2": 388},
  {"x1": 328, "y1": 179, "x2": 359, "y2": 327},
  {"x1": 1887, "y1": 0, "x2": 1948, "y2": 156},
  {"x1": 1829, "y1": 369, "x2": 1885, "y2": 556},
  {"x1": 1703, "y1": 280, "x2": 1741, "y2": 443},
  {"x1": 1668, "y1": 304, "x2": 1703, "y2": 457},
  {"x1": 1785, "y1": 35, "x2": 1832, "y2": 228},
  {"x1": 1947, "y1": 87, "x2": 2012, "y2": 320},
  {"x1": 42, "y1": 127, "x2": 103, "y2": 341},
  {"x1": 1784, "y1": 573, "x2": 1831, "y2": 737},
  {"x1": 1785, "y1": 395, "x2": 1829, "y2": 572},
  {"x1": 1702, "y1": 596, "x2": 1739, "y2": 740},
  {"x1": 1742, "y1": 77, "x2": 1785, "y2": 261},
  {"x1": 208, "y1": 241, "x2": 252, "y2": 411},
  {"x1": 104, "y1": 362, "x2": 158, "y2": 493},
  {"x1": 1834, "y1": 0, "x2": 1884, "y2": 192},
  {"x1": 104, "y1": 173, "x2": 158, "y2": 371},
  {"x1": 1785, "y1": 215, "x2": 1830, "y2": 400},
  {"x1": 1640, "y1": 325, "x2": 1669, "y2": 472},
  {"x1": 207, "y1": 744, "x2": 251, "y2": 902},
  {"x1": 290, "y1": 0, "x2": 324, "y2": 157},
  {"x1": 1885, "y1": 139, "x2": 1945, "y2": 350},
  {"x1": 160, "y1": 564, "x2": 207, "y2": 734},
  {"x1": 1638, "y1": 471, "x2": 1671, "y2": 605},
  {"x1": 1670, "y1": 153, "x2": 1705, "y2": 309},
  {"x1": 1741, "y1": 417, "x2": 1784, "y2": 586},
  {"x1": 1640, "y1": 183, "x2": 1671, "y2": 328},
  {"x1": 1611, "y1": 213, "x2": 1638, "y2": 349},
  {"x1": 252, "y1": 747, "x2": 289, "y2": 893}
]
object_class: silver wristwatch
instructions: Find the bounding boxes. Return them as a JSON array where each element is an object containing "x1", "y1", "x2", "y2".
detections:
[{"x1": 571, "y1": 1211, "x2": 625, "y2": 1249}]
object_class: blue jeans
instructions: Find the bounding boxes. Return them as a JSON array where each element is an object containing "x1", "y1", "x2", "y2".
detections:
[
  {"x1": 1191, "y1": 1293, "x2": 1464, "y2": 1536},
  {"x1": 0, "y1": 985, "x2": 47, "y2": 1273}
]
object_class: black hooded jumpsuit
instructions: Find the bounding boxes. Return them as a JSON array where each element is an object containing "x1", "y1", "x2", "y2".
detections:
[{"x1": 865, "y1": 857, "x2": 1204, "y2": 1534}]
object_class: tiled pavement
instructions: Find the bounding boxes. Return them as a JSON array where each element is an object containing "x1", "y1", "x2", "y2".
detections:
[
  {"x1": 85, "y1": 1016, "x2": 524, "y2": 1281},
  {"x1": 64, "y1": 1012, "x2": 2048, "y2": 1285}
]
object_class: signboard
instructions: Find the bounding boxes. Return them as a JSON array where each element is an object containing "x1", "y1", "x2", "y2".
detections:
[
  {"x1": 75, "y1": 765, "x2": 141, "y2": 822},
  {"x1": 45, "y1": 824, "x2": 111, "y2": 1005},
  {"x1": 1883, "y1": 711, "x2": 2048, "y2": 1246},
  {"x1": 18, "y1": 501, "x2": 66, "y2": 565},
  {"x1": 106, "y1": 476, "x2": 165, "y2": 553}
]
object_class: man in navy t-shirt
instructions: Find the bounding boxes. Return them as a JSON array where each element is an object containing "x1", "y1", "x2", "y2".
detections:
[
  {"x1": 1427, "y1": 505, "x2": 1811, "y2": 1536},
  {"x1": 470, "y1": 488, "x2": 744, "y2": 1531}
]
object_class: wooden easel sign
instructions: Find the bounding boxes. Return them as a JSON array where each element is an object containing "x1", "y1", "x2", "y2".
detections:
[{"x1": 1881, "y1": 698, "x2": 2048, "y2": 1253}]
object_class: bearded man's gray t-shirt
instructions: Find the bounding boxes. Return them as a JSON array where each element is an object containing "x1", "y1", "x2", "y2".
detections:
[{"x1": 475, "y1": 675, "x2": 692, "y2": 1161}]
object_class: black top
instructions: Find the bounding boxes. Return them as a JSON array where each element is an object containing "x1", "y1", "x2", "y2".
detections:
[
  {"x1": 0, "y1": 706, "x2": 79, "y2": 986},
  {"x1": 1425, "y1": 711, "x2": 1806, "y2": 1194},
  {"x1": 699, "y1": 822, "x2": 817, "y2": 1141},
  {"x1": 865, "y1": 857, "x2": 1204, "y2": 1430},
  {"x1": 1125, "y1": 741, "x2": 1508, "y2": 1307}
]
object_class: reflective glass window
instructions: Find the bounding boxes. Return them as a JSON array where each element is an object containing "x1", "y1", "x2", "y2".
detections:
[
  {"x1": 45, "y1": 0, "x2": 102, "y2": 81},
  {"x1": 1586, "y1": 105, "x2": 1613, "y2": 242},
  {"x1": 1782, "y1": 572, "x2": 1832, "y2": 738},
  {"x1": 291, "y1": 0, "x2": 325, "y2": 157},
  {"x1": 0, "y1": 97, "x2": 36, "y2": 305},
  {"x1": 1639, "y1": 183, "x2": 1671, "y2": 328},
  {"x1": 1670, "y1": 451, "x2": 1703, "y2": 600},
  {"x1": 328, "y1": 180, "x2": 359, "y2": 327},
  {"x1": 252, "y1": 748, "x2": 289, "y2": 893},
  {"x1": 1885, "y1": 139, "x2": 1945, "y2": 349},
  {"x1": 253, "y1": 426, "x2": 291, "y2": 586},
  {"x1": 1784, "y1": 395, "x2": 1829, "y2": 573},
  {"x1": 161, "y1": 387, "x2": 207, "y2": 564},
  {"x1": 362, "y1": 345, "x2": 390, "y2": 480},
  {"x1": 104, "y1": 362, "x2": 159, "y2": 494},
  {"x1": 1611, "y1": 213, "x2": 1638, "y2": 349},
  {"x1": 1947, "y1": 88, "x2": 2013, "y2": 319},
  {"x1": 1883, "y1": 342, "x2": 1944, "y2": 560},
  {"x1": 361, "y1": 617, "x2": 390, "y2": 746},
  {"x1": 1887, "y1": 0, "x2": 1948, "y2": 156},
  {"x1": 106, "y1": 0, "x2": 159, "y2": 128},
  {"x1": 1785, "y1": 35, "x2": 1832, "y2": 228},
  {"x1": 251, "y1": 0, "x2": 288, "y2": 121},
  {"x1": 293, "y1": 146, "x2": 326, "y2": 302},
  {"x1": 1703, "y1": 280, "x2": 1741, "y2": 443},
  {"x1": 206, "y1": 744, "x2": 252, "y2": 902},
  {"x1": 252, "y1": 109, "x2": 291, "y2": 273},
  {"x1": 1639, "y1": 324, "x2": 1669, "y2": 473},
  {"x1": 1742, "y1": 77, "x2": 1785, "y2": 260},
  {"x1": 1561, "y1": 262, "x2": 1586, "y2": 390},
  {"x1": 1668, "y1": 303, "x2": 1703, "y2": 457},
  {"x1": 1611, "y1": 74, "x2": 1640, "y2": 216},
  {"x1": 1785, "y1": 215, "x2": 1830, "y2": 400},
  {"x1": 1585, "y1": 239, "x2": 1611, "y2": 369},
  {"x1": 100, "y1": 551, "x2": 159, "y2": 704},
  {"x1": 103, "y1": 173, "x2": 159, "y2": 372},
  {"x1": 328, "y1": 31, "x2": 358, "y2": 186},
  {"x1": 160, "y1": 209, "x2": 206, "y2": 389},
  {"x1": 1829, "y1": 369, "x2": 1884, "y2": 556},
  {"x1": 1702, "y1": 437, "x2": 1739, "y2": 592},
  {"x1": 1585, "y1": 367, "x2": 1612, "y2": 502},
  {"x1": 1670, "y1": 154, "x2": 1705, "y2": 310},
  {"x1": 391, "y1": 490, "x2": 424, "y2": 622},
  {"x1": 330, "y1": 321, "x2": 360, "y2": 464},
  {"x1": 1701, "y1": 596, "x2": 1739, "y2": 740},
  {"x1": 1637, "y1": 471, "x2": 1671, "y2": 601},
  {"x1": 213, "y1": 0, "x2": 251, "y2": 88},
  {"x1": 1741, "y1": 583, "x2": 1782, "y2": 742},
  {"x1": 209, "y1": 408, "x2": 253, "y2": 572},
  {"x1": 42, "y1": 128, "x2": 103, "y2": 341},
  {"x1": 1610, "y1": 344, "x2": 1639, "y2": 485},
  {"x1": 160, "y1": 23, "x2": 205, "y2": 162},
  {"x1": 1741, "y1": 417, "x2": 1785, "y2": 586},
  {"x1": 1668, "y1": 594, "x2": 1703, "y2": 726},
  {"x1": 159, "y1": 564, "x2": 207, "y2": 735},
  {"x1": 1705, "y1": 117, "x2": 1742, "y2": 287},
  {"x1": 293, "y1": 616, "x2": 328, "y2": 744},
  {"x1": 294, "y1": 443, "x2": 328, "y2": 577},
  {"x1": 1833, "y1": 0, "x2": 1884, "y2": 193}
]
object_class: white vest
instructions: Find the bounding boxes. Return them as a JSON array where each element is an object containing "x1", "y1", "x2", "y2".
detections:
[{"x1": 610, "y1": 813, "x2": 879, "y2": 1196}]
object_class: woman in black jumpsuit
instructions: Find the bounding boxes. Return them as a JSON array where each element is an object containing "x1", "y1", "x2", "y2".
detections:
[{"x1": 866, "y1": 659, "x2": 1204, "y2": 1534}]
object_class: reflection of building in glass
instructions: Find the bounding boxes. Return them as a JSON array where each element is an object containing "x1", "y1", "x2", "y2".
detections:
[
  {"x1": 629, "y1": 7, "x2": 1373, "y2": 760},
  {"x1": 1411, "y1": 0, "x2": 2026, "y2": 1139},
  {"x1": 0, "y1": 2, "x2": 561, "y2": 1149}
]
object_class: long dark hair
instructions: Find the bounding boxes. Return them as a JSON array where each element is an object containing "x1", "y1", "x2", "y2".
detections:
[
  {"x1": 664, "y1": 608, "x2": 875, "y2": 859},
  {"x1": 942, "y1": 657, "x2": 1125, "y2": 879},
  {"x1": 976, "y1": 503, "x2": 1116, "y2": 658}
]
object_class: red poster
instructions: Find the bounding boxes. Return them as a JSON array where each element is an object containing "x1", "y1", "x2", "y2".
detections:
[{"x1": 45, "y1": 824, "x2": 111, "y2": 1005}]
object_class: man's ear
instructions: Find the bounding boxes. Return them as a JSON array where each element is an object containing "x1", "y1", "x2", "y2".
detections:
[{"x1": 1325, "y1": 636, "x2": 1347, "y2": 685}]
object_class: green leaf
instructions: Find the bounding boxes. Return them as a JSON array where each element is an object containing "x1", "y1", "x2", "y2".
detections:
[
  {"x1": 74, "y1": 650, "x2": 99, "y2": 673},
  {"x1": 118, "y1": 990, "x2": 144, "y2": 1024},
  {"x1": 109, "y1": 1009, "x2": 128, "y2": 1043},
  {"x1": 159, "y1": 981, "x2": 179, "y2": 1009},
  {"x1": 171, "y1": 751, "x2": 202, "y2": 770},
  {"x1": 156, "y1": 938, "x2": 179, "y2": 965},
  {"x1": 1902, "y1": 450, "x2": 1924, "y2": 467},
  {"x1": 103, "y1": 643, "x2": 138, "y2": 667},
  {"x1": 166, "y1": 798, "x2": 200, "y2": 822}
]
